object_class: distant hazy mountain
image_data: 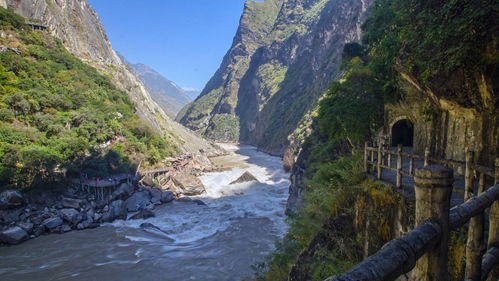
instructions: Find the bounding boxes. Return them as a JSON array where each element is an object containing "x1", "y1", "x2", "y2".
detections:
[
  {"x1": 129, "y1": 62, "x2": 194, "y2": 117},
  {"x1": 182, "y1": 88, "x2": 201, "y2": 100}
]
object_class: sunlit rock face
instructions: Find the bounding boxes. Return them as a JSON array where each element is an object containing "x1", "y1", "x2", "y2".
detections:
[
  {"x1": 6, "y1": 0, "x2": 217, "y2": 154},
  {"x1": 177, "y1": 0, "x2": 374, "y2": 155}
]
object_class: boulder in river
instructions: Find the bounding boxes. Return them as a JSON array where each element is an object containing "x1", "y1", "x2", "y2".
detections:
[
  {"x1": 129, "y1": 209, "x2": 155, "y2": 220},
  {"x1": 149, "y1": 188, "x2": 174, "y2": 204},
  {"x1": 43, "y1": 217, "x2": 63, "y2": 230},
  {"x1": 176, "y1": 196, "x2": 192, "y2": 203},
  {"x1": 61, "y1": 224, "x2": 72, "y2": 232},
  {"x1": 101, "y1": 200, "x2": 127, "y2": 222},
  {"x1": 230, "y1": 171, "x2": 258, "y2": 184},
  {"x1": 160, "y1": 191, "x2": 175, "y2": 203},
  {"x1": 111, "y1": 183, "x2": 134, "y2": 201},
  {"x1": 176, "y1": 197, "x2": 206, "y2": 206},
  {"x1": 0, "y1": 208, "x2": 23, "y2": 225},
  {"x1": 61, "y1": 197, "x2": 82, "y2": 209},
  {"x1": 77, "y1": 216, "x2": 95, "y2": 230},
  {"x1": 93, "y1": 212, "x2": 102, "y2": 222},
  {"x1": 148, "y1": 188, "x2": 163, "y2": 205},
  {"x1": 125, "y1": 191, "x2": 150, "y2": 212},
  {"x1": 60, "y1": 208, "x2": 82, "y2": 225},
  {"x1": 139, "y1": 223, "x2": 174, "y2": 242},
  {"x1": 171, "y1": 172, "x2": 205, "y2": 196},
  {"x1": 16, "y1": 222, "x2": 34, "y2": 233},
  {"x1": 0, "y1": 226, "x2": 28, "y2": 244},
  {"x1": 0, "y1": 190, "x2": 26, "y2": 210},
  {"x1": 193, "y1": 199, "x2": 207, "y2": 206}
]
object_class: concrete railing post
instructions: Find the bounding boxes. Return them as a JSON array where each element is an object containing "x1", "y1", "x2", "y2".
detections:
[
  {"x1": 464, "y1": 150, "x2": 475, "y2": 201},
  {"x1": 424, "y1": 147, "x2": 431, "y2": 167},
  {"x1": 412, "y1": 165, "x2": 453, "y2": 281},
  {"x1": 486, "y1": 158, "x2": 499, "y2": 281},
  {"x1": 396, "y1": 144, "x2": 403, "y2": 188},
  {"x1": 465, "y1": 170, "x2": 485, "y2": 280},
  {"x1": 377, "y1": 143, "x2": 382, "y2": 180}
]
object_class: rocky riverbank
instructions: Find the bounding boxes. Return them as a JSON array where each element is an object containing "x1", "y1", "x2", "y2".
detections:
[{"x1": 0, "y1": 152, "x2": 227, "y2": 246}]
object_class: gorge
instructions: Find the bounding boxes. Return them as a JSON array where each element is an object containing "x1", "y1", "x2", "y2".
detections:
[{"x1": 0, "y1": 0, "x2": 498, "y2": 280}]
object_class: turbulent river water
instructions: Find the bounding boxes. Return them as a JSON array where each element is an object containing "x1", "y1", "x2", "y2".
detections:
[{"x1": 0, "y1": 145, "x2": 290, "y2": 281}]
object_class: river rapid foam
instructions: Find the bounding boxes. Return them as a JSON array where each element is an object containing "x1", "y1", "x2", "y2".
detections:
[{"x1": 0, "y1": 145, "x2": 290, "y2": 281}]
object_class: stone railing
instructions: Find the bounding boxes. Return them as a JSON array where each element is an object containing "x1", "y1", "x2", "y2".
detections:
[
  {"x1": 364, "y1": 143, "x2": 495, "y2": 196},
  {"x1": 325, "y1": 162, "x2": 499, "y2": 281}
]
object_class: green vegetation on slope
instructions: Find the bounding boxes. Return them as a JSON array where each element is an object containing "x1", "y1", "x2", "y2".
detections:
[
  {"x1": 0, "y1": 8, "x2": 177, "y2": 191},
  {"x1": 256, "y1": 62, "x2": 288, "y2": 109},
  {"x1": 254, "y1": 45, "x2": 386, "y2": 280},
  {"x1": 176, "y1": 0, "x2": 284, "y2": 141},
  {"x1": 362, "y1": 0, "x2": 499, "y2": 105},
  {"x1": 255, "y1": 0, "x2": 497, "y2": 279}
]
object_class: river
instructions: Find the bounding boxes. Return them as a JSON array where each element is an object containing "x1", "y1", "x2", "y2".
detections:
[{"x1": 0, "y1": 145, "x2": 290, "y2": 281}]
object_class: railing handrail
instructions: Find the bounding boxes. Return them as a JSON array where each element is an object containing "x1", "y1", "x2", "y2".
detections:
[
  {"x1": 366, "y1": 144, "x2": 494, "y2": 177},
  {"x1": 326, "y1": 184, "x2": 499, "y2": 281}
]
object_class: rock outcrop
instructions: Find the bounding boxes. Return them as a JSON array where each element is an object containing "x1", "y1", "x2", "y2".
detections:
[
  {"x1": 230, "y1": 171, "x2": 258, "y2": 184},
  {"x1": 125, "y1": 192, "x2": 150, "y2": 212},
  {"x1": 0, "y1": 190, "x2": 25, "y2": 210},
  {"x1": 6, "y1": 0, "x2": 217, "y2": 154},
  {"x1": 178, "y1": 0, "x2": 373, "y2": 155},
  {"x1": 0, "y1": 226, "x2": 28, "y2": 245},
  {"x1": 129, "y1": 209, "x2": 155, "y2": 220}
]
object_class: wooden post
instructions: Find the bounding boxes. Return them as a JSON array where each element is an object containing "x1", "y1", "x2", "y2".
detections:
[
  {"x1": 412, "y1": 165, "x2": 453, "y2": 281},
  {"x1": 486, "y1": 158, "x2": 499, "y2": 281},
  {"x1": 464, "y1": 150, "x2": 475, "y2": 201},
  {"x1": 396, "y1": 144, "x2": 403, "y2": 188},
  {"x1": 465, "y1": 171, "x2": 485, "y2": 280},
  {"x1": 377, "y1": 143, "x2": 382, "y2": 180},
  {"x1": 424, "y1": 147, "x2": 431, "y2": 167},
  {"x1": 364, "y1": 142, "x2": 369, "y2": 173},
  {"x1": 409, "y1": 158, "x2": 414, "y2": 176}
]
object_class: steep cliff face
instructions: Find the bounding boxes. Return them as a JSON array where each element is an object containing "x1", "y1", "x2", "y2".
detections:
[
  {"x1": 177, "y1": 0, "x2": 283, "y2": 142},
  {"x1": 7, "y1": 0, "x2": 216, "y2": 154},
  {"x1": 178, "y1": 0, "x2": 373, "y2": 154}
]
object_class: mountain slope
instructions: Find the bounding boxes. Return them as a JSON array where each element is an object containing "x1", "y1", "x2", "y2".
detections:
[
  {"x1": 176, "y1": 0, "x2": 284, "y2": 142},
  {"x1": 0, "y1": 8, "x2": 178, "y2": 189},
  {"x1": 129, "y1": 62, "x2": 193, "y2": 118},
  {"x1": 6, "y1": 0, "x2": 216, "y2": 154},
  {"x1": 177, "y1": 0, "x2": 373, "y2": 155}
]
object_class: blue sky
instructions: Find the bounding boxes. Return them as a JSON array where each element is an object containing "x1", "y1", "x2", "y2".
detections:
[{"x1": 88, "y1": 0, "x2": 247, "y2": 90}]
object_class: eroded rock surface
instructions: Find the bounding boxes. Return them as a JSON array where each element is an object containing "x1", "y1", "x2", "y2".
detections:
[{"x1": 230, "y1": 171, "x2": 258, "y2": 184}]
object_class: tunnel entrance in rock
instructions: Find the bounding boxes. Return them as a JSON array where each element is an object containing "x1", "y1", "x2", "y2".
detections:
[{"x1": 391, "y1": 119, "x2": 414, "y2": 147}]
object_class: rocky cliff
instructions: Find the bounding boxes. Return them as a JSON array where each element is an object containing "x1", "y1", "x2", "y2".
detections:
[
  {"x1": 177, "y1": 0, "x2": 373, "y2": 155},
  {"x1": 7, "y1": 0, "x2": 216, "y2": 154},
  {"x1": 177, "y1": 0, "x2": 283, "y2": 142}
]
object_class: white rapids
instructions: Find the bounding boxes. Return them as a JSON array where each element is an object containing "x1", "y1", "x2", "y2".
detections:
[{"x1": 0, "y1": 145, "x2": 290, "y2": 281}]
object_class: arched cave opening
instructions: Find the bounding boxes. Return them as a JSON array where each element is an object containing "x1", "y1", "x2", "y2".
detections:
[{"x1": 391, "y1": 119, "x2": 414, "y2": 147}]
